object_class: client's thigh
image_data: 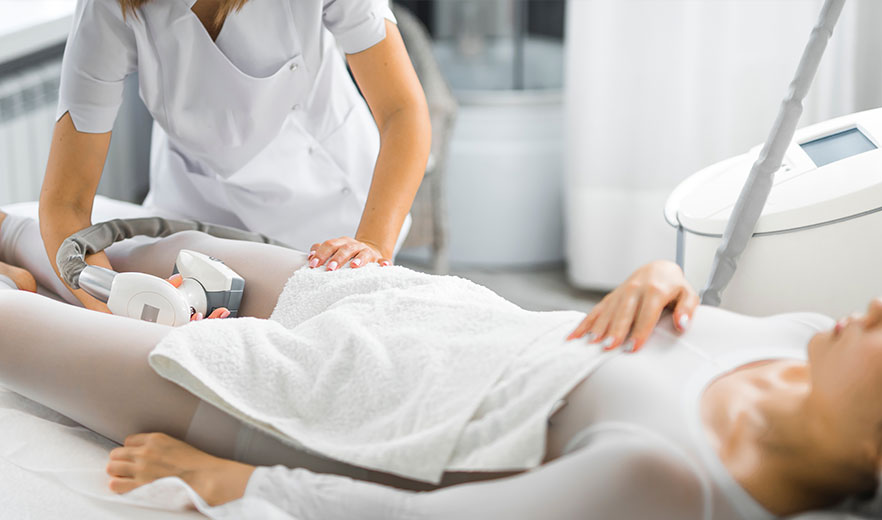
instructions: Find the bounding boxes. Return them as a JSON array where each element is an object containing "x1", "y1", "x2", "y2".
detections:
[
  {"x1": 224, "y1": 418, "x2": 515, "y2": 491},
  {"x1": 0, "y1": 290, "x2": 200, "y2": 444},
  {"x1": 107, "y1": 231, "x2": 308, "y2": 319}
]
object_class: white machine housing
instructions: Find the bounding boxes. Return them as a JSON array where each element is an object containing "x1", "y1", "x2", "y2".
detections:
[
  {"x1": 665, "y1": 107, "x2": 882, "y2": 318},
  {"x1": 106, "y1": 250, "x2": 243, "y2": 327}
]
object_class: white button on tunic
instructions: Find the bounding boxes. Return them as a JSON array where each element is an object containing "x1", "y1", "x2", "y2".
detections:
[{"x1": 57, "y1": 0, "x2": 408, "y2": 252}]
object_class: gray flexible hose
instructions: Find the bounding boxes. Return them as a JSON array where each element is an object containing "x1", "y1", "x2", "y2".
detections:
[
  {"x1": 700, "y1": 0, "x2": 846, "y2": 307},
  {"x1": 57, "y1": 217, "x2": 291, "y2": 289}
]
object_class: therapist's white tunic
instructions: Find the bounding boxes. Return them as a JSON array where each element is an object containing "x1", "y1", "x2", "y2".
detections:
[{"x1": 58, "y1": 0, "x2": 405, "y2": 251}]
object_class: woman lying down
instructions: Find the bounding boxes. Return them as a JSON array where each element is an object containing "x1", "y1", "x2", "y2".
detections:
[{"x1": 0, "y1": 210, "x2": 880, "y2": 520}]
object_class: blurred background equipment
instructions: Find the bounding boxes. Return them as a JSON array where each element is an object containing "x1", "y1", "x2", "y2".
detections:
[
  {"x1": 391, "y1": 3, "x2": 458, "y2": 275},
  {"x1": 396, "y1": 0, "x2": 567, "y2": 268},
  {"x1": 0, "y1": 58, "x2": 60, "y2": 205},
  {"x1": 667, "y1": 107, "x2": 882, "y2": 318},
  {"x1": 0, "y1": 2, "x2": 151, "y2": 208},
  {"x1": 565, "y1": 0, "x2": 882, "y2": 290}
]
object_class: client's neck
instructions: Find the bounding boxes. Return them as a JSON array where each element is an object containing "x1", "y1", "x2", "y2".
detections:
[{"x1": 743, "y1": 381, "x2": 876, "y2": 515}]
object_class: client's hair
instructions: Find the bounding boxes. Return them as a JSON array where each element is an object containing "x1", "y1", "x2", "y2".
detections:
[{"x1": 118, "y1": 0, "x2": 249, "y2": 27}]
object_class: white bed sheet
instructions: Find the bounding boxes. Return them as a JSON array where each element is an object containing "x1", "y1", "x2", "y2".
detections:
[{"x1": 0, "y1": 385, "x2": 202, "y2": 519}]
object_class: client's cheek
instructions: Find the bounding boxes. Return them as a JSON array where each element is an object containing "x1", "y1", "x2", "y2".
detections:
[{"x1": 806, "y1": 333, "x2": 825, "y2": 360}]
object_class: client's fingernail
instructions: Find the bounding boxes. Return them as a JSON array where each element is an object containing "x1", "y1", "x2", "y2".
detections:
[
  {"x1": 599, "y1": 337, "x2": 614, "y2": 350},
  {"x1": 380, "y1": 260, "x2": 391, "y2": 267},
  {"x1": 309, "y1": 258, "x2": 319, "y2": 268},
  {"x1": 585, "y1": 332, "x2": 597, "y2": 343},
  {"x1": 308, "y1": 250, "x2": 316, "y2": 259},
  {"x1": 678, "y1": 314, "x2": 690, "y2": 331},
  {"x1": 327, "y1": 261, "x2": 338, "y2": 271},
  {"x1": 195, "y1": 312, "x2": 204, "y2": 321},
  {"x1": 221, "y1": 310, "x2": 231, "y2": 319},
  {"x1": 351, "y1": 258, "x2": 362, "y2": 267},
  {"x1": 622, "y1": 340, "x2": 635, "y2": 353}
]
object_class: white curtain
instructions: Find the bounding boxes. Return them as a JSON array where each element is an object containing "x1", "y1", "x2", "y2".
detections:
[{"x1": 564, "y1": 0, "x2": 882, "y2": 289}]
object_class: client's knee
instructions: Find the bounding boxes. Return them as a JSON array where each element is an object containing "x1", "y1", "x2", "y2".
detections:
[
  {"x1": 146, "y1": 230, "x2": 216, "y2": 258},
  {"x1": 0, "y1": 290, "x2": 44, "y2": 335},
  {"x1": 0, "y1": 287, "x2": 33, "y2": 311},
  {"x1": 167, "y1": 230, "x2": 213, "y2": 247},
  {"x1": 114, "y1": 230, "x2": 216, "y2": 276},
  {"x1": 0, "y1": 285, "x2": 49, "y2": 306}
]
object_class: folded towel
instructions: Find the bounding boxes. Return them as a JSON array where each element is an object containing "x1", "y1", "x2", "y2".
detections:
[{"x1": 149, "y1": 265, "x2": 605, "y2": 483}]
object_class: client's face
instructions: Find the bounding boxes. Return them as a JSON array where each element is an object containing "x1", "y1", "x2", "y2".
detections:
[{"x1": 807, "y1": 298, "x2": 882, "y2": 433}]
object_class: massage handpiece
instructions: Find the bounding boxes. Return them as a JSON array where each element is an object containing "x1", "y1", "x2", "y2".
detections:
[{"x1": 78, "y1": 250, "x2": 244, "y2": 327}]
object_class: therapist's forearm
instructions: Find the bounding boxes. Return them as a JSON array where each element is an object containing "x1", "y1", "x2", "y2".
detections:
[
  {"x1": 347, "y1": 20, "x2": 431, "y2": 259},
  {"x1": 39, "y1": 202, "x2": 114, "y2": 312},
  {"x1": 355, "y1": 108, "x2": 430, "y2": 258},
  {"x1": 39, "y1": 113, "x2": 114, "y2": 312}
]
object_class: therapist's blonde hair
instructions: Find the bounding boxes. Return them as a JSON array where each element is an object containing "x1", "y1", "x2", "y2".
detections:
[{"x1": 118, "y1": 0, "x2": 249, "y2": 27}]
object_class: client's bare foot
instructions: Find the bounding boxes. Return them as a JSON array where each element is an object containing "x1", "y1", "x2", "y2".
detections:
[
  {"x1": 106, "y1": 433, "x2": 256, "y2": 507},
  {"x1": 0, "y1": 261, "x2": 36, "y2": 292}
]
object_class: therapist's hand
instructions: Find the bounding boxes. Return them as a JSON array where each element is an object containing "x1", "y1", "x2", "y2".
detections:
[
  {"x1": 567, "y1": 260, "x2": 698, "y2": 353},
  {"x1": 307, "y1": 236, "x2": 392, "y2": 271}
]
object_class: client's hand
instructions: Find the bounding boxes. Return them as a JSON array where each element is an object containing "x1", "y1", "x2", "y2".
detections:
[
  {"x1": 567, "y1": 260, "x2": 698, "y2": 353},
  {"x1": 167, "y1": 275, "x2": 231, "y2": 321},
  {"x1": 307, "y1": 236, "x2": 392, "y2": 271}
]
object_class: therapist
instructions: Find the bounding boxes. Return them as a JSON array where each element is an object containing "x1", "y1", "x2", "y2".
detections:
[{"x1": 39, "y1": 0, "x2": 431, "y2": 311}]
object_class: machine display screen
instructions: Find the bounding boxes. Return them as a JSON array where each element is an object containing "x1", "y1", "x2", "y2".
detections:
[{"x1": 800, "y1": 127, "x2": 877, "y2": 167}]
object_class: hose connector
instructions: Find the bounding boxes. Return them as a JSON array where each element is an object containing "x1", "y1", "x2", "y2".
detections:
[{"x1": 78, "y1": 265, "x2": 116, "y2": 303}]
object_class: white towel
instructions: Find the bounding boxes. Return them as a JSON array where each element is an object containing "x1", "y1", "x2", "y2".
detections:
[{"x1": 149, "y1": 265, "x2": 606, "y2": 483}]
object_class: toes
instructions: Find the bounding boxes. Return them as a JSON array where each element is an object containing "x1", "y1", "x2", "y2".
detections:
[{"x1": 108, "y1": 477, "x2": 139, "y2": 495}]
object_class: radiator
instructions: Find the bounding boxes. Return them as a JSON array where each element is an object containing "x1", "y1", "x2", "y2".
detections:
[{"x1": 0, "y1": 58, "x2": 61, "y2": 206}]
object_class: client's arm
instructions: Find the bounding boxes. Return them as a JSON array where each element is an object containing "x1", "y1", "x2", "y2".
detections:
[
  {"x1": 108, "y1": 431, "x2": 705, "y2": 520},
  {"x1": 568, "y1": 260, "x2": 699, "y2": 353}
]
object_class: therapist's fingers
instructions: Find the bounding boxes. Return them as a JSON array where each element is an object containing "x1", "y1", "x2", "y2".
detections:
[
  {"x1": 327, "y1": 242, "x2": 362, "y2": 271},
  {"x1": 310, "y1": 237, "x2": 390, "y2": 270},
  {"x1": 311, "y1": 237, "x2": 361, "y2": 269},
  {"x1": 207, "y1": 307, "x2": 231, "y2": 319},
  {"x1": 308, "y1": 238, "x2": 344, "y2": 268},
  {"x1": 350, "y1": 249, "x2": 373, "y2": 268}
]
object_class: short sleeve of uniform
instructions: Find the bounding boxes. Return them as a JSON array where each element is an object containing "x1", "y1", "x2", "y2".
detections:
[
  {"x1": 57, "y1": 0, "x2": 137, "y2": 133},
  {"x1": 322, "y1": 0, "x2": 397, "y2": 55}
]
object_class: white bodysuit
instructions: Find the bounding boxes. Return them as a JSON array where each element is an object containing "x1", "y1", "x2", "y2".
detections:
[{"x1": 190, "y1": 306, "x2": 834, "y2": 520}]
